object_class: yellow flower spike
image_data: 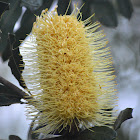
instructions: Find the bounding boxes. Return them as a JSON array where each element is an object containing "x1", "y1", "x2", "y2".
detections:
[{"x1": 23, "y1": 6, "x2": 117, "y2": 135}]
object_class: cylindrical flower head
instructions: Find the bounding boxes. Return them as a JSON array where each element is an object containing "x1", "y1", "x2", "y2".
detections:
[{"x1": 23, "y1": 7, "x2": 117, "y2": 134}]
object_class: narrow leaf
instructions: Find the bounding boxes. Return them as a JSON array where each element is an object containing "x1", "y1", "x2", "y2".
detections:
[
  {"x1": 117, "y1": 0, "x2": 133, "y2": 19},
  {"x1": 0, "y1": 84, "x2": 22, "y2": 106},
  {"x1": 1, "y1": 33, "x2": 27, "y2": 89},
  {"x1": 57, "y1": 0, "x2": 71, "y2": 15},
  {"x1": 0, "y1": 0, "x2": 22, "y2": 53},
  {"x1": 0, "y1": 76, "x2": 30, "y2": 106},
  {"x1": 77, "y1": 126, "x2": 117, "y2": 140},
  {"x1": 9, "y1": 135, "x2": 22, "y2": 140},
  {"x1": 81, "y1": 0, "x2": 92, "y2": 21},
  {"x1": 113, "y1": 108, "x2": 133, "y2": 130},
  {"x1": 0, "y1": 1, "x2": 9, "y2": 18},
  {"x1": 92, "y1": 0, "x2": 118, "y2": 27}
]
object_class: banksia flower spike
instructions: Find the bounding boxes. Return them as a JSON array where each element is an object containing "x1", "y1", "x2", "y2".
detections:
[{"x1": 23, "y1": 6, "x2": 117, "y2": 135}]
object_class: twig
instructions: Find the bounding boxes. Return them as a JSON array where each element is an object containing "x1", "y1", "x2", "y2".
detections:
[{"x1": 0, "y1": 76, "x2": 30, "y2": 98}]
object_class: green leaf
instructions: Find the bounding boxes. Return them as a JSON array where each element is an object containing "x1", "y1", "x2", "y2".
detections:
[
  {"x1": 76, "y1": 126, "x2": 117, "y2": 140},
  {"x1": 117, "y1": 0, "x2": 133, "y2": 19},
  {"x1": 0, "y1": 84, "x2": 22, "y2": 106},
  {"x1": 1, "y1": 33, "x2": 27, "y2": 89},
  {"x1": 0, "y1": 1, "x2": 9, "y2": 18},
  {"x1": 57, "y1": 0, "x2": 71, "y2": 15},
  {"x1": 81, "y1": 0, "x2": 92, "y2": 21},
  {"x1": 92, "y1": 0, "x2": 118, "y2": 27},
  {"x1": 0, "y1": 0, "x2": 22, "y2": 53},
  {"x1": 9, "y1": 135, "x2": 22, "y2": 140},
  {"x1": 0, "y1": 76, "x2": 28, "y2": 106},
  {"x1": 113, "y1": 108, "x2": 133, "y2": 130}
]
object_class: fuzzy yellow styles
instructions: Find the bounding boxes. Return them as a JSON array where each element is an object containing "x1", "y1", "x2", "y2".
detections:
[{"x1": 23, "y1": 7, "x2": 117, "y2": 134}]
